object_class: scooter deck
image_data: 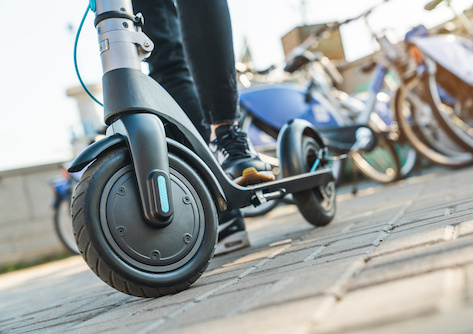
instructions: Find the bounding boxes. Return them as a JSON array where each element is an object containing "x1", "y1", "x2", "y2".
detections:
[{"x1": 249, "y1": 168, "x2": 333, "y2": 194}]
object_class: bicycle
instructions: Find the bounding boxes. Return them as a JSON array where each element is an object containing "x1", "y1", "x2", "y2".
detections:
[
  {"x1": 406, "y1": 0, "x2": 473, "y2": 154},
  {"x1": 238, "y1": 7, "x2": 419, "y2": 189},
  {"x1": 68, "y1": 0, "x2": 337, "y2": 298},
  {"x1": 50, "y1": 167, "x2": 80, "y2": 255},
  {"x1": 375, "y1": 4, "x2": 473, "y2": 167}
]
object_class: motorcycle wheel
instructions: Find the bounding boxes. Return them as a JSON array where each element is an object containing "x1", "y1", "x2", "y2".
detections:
[{"x1": 71, "y1": 147, "x2": 217, "y2": 297}]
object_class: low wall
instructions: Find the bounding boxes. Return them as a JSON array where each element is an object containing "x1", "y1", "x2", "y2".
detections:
[{"x1": 0, "y1": 162, "x2": 69, "y2": 267}]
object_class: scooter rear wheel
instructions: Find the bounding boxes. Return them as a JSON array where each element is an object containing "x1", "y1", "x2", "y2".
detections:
[
  {"x1": 71, "y1": 147, "x2": 217, "y2": 297},
  {"x1": 279, "y1": 124, "x2": 336, "y2": 226}
]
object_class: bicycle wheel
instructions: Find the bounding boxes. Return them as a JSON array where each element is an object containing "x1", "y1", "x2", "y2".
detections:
[
  {"x1": 54, "y1": 197, "x2": 80, "y2": 255},
  {"x1": 424, "y1": 70, "x2": 473, "y2": 152},
  {"x1": 384, "y1": 120, "x2": 419, "y2": 179},
  {"x1": 71, "y1": 147, "x2": 217, "y2": 297},
  {"x1": 350, "y1": 131, "x2": 401, "y2": 183},
  {"x1": 393, "y1": 84, "x2": 473, "y2": 168},
  {"x1": 394, "y1": 140, "x2": 419, "y2": 179}
]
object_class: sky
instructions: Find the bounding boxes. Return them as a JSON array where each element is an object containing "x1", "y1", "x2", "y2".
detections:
[{"x1": 0, "y1": 0, "x2": 471, "y2": 171}]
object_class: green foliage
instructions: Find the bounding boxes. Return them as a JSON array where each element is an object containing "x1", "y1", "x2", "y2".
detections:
[{"x1": 0, "y1": 251, "x2": 75, "y2": 275}]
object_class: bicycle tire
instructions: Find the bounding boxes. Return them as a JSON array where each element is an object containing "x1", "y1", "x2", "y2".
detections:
[
  {"x1": 54, "y1": 197, "x2": 80, "y2": 255},
  {"x1": 368, "y1": 108, "x2": 418, "y2": 181},
  {"x1": 395, "y1": 141, "x2": 419, "y2": 179},
  {"x1": 350, "y1": 131, "x2": 401, "y2": 183},
  {"x1": 393, "y1": 85, "x2": 473, "y2": 168},
  {"x1": 424, "y1": 71, "x2": 473, "y2": 153}
]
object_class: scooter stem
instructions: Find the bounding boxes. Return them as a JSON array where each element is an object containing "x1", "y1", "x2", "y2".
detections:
[{"x1": 94, "y1": 0, "x2": 173, "y2": 227}]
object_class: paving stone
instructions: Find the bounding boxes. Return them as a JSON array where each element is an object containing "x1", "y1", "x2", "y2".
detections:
[
  {"x1": 458, "y1": 219, "x2": 473, "y2": 236},
  {"x1": 350, "y1": 233, "x2": 473, "y2": 291},
  {"x1": 371, "y1": 220, "x2": 456, "y2": 257},
  {"x1": 153, "y1": 297, "x2": 324, "y2": 334},
  {"x1": 344, "y1": 306, "x2": 473, "y2": 334},
  {"x1": 313, "y1": 271, "x2": 447, "y2": 333},
  {"x1": 2, "y1": 167, "x2": 473, "y2": 333},
  {"x1": 464, "y1": 262, "x2": 473, "y2": 305}
]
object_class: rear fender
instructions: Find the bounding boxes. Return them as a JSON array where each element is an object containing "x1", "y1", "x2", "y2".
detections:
[{"x1": 277, "y1": 119, "x2": 325, "y2": 177}]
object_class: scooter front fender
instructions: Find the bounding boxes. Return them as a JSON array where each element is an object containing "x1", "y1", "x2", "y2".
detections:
[
  {"x1": 68, "y1": 133, "x2": 125, "y2": 173},
  {"x1": 67, "y1": 132, "x2": 227, "y2": 212}
]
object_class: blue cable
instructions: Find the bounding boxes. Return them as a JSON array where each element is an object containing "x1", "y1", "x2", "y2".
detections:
[{"x1": 74, "y1": 4, "x2": 103, "y2": 107}]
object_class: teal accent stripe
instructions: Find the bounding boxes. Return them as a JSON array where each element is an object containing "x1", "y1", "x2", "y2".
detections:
[
  {"x1": 310, "y1": 159, "x2": 320, "y2": 173},
  {"x1": 157, "y1": 175, "x2": 169, "y2": 213}
]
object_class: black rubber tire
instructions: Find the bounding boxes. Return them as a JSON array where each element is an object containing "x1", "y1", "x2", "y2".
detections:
[
  {"x1": 424, "y1": 72, "x2": 473, "y2": 153},
  {"x1": 284, "y1": 135, "x2": 336, "y2": 226},
  {"x1": 239, "y1": 109, "x2": 343, "y2": 217},
  {"x1": 395, "y1": 141, "x2": 419, "y2": 179},
  {"x1": 54, "y1": 197, "x2": 80, "y2": 255},
  {"x1": 351, "y1": 131, "x2": 401, "y2": 183},
  {"x1": 394, "y1": 85, "x2": 473, "y2": 168},
  {"x1": 71, "y1": 147, "x2": 217, "y2": 298}
]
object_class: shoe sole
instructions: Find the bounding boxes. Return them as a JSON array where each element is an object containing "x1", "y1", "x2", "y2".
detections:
[
  {"x1": 214, "y1": 231, "x2": 250, "y2": 256},
  {"x1": 234, "y1": 167, "x2": 275, "y2": 186}
]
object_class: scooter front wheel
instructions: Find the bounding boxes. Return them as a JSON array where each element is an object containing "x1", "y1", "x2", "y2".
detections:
[{"x1": 71, "y1": 147, "x2": 217, "y2": 298}]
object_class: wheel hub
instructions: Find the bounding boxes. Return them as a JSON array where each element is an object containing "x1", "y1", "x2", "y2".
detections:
[{"x1": 100, "y1": 165, "x2": 205, "y2": 272}]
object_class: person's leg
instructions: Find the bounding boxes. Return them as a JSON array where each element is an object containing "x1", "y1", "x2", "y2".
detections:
[
  {"x1": 174, "y1": 0, "x2": 275, "y2": 255},
  {"x1": 175, "y1": 0, "x2": 239, "y2": 125},
  {"x1": 132, "y1": 0, "x2": 210, "y2": 142},
  {"x1": 176, "y1": 0, "x2": 274, "y2": 186}
]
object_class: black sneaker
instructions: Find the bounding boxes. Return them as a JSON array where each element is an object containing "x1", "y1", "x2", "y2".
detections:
[
  {"x1": 211, "y1": 125, "x2": 275, "y2": 186},
  {"x1": 215, "y1": 209, "x2": 250, "y2": 255}
]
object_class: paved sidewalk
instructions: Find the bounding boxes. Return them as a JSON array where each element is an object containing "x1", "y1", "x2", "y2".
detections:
[{"x1": 1, "y1": 166, "x2": 473, "y2": 333}]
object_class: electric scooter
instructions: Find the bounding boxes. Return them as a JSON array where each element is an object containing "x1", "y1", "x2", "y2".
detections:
[{"x1": 68, "y1": 0, "x2": 336, "y2": 298}]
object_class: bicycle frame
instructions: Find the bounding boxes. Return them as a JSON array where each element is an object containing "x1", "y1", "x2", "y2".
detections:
[{"x1": 69, "y1": 0, "x2": 334, "y2": 226}]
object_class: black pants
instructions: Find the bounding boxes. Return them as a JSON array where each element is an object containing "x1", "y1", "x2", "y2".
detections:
[{"x1": 132, "y1": 0, "x2": 240, "y2": 142}]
